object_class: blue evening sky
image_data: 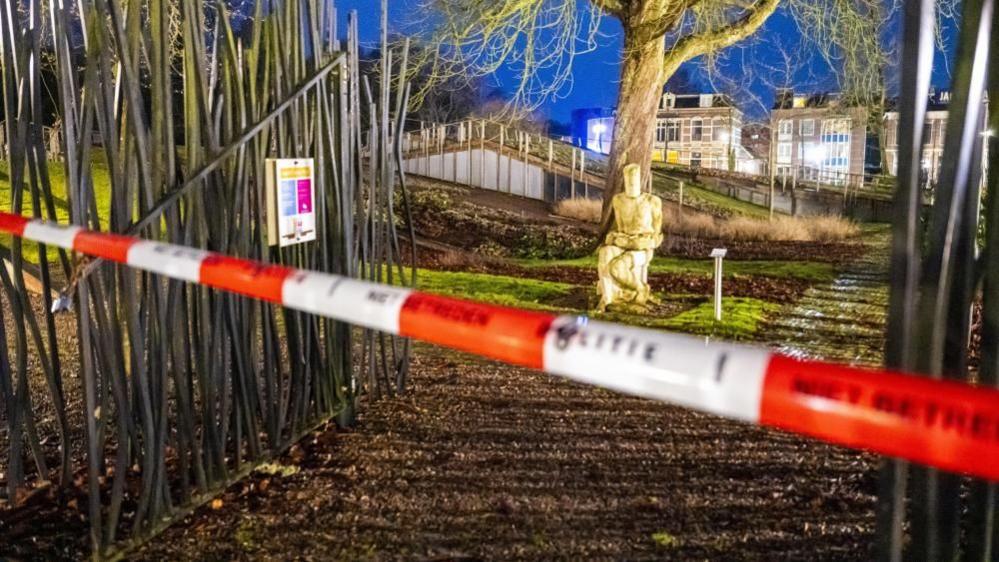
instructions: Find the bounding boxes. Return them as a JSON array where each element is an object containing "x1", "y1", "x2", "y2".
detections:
[{"x1": 332, "y1": 0, "x2": 958, "y2": 124}]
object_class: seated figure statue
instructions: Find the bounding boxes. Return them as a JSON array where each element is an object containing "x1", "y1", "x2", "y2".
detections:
[{"x1": 597, "y1": 163, "x2": 664, "y2": 312}]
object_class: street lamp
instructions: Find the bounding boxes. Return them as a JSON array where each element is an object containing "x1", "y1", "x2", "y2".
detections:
[{"x1": 592, "y1": 122, "x2": 607, "y2": 154}]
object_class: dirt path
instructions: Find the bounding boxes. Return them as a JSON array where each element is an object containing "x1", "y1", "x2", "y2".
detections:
[
  {"x1": 136, "y1": 353, "x2": 877, "y2": 560},
  {"x1": 132, "y1": 231, "x2": 892, "y2": 561}
]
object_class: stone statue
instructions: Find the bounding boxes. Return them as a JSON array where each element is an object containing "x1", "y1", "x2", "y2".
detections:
[{"x1": 597, "y1": 163, "x2": 663, "y2": 312}]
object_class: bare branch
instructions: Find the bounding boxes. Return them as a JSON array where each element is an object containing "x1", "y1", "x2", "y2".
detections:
[{"x1": 663, "y1": 0, "x2": 781, "y2": 77}]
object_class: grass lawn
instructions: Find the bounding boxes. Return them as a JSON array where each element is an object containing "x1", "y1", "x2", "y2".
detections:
[
  {"x1": 657, "y1": 297, "x2": 780, "y2": 340},
  {"x1": 408, "y1": 267, "x2": 783, "y2": 341},
  {"x1": 413, "y1": 268, "x2": 576, "y2": 312},
  {"x1": 652, "y1": 169, "x2": 773, "y2": 220},
  {"x1": 0, "y1": 152, "x2": 113, "y2": 263},
  {"x1": 517, "y1": 254, "x2": 837, "y2": 283}
]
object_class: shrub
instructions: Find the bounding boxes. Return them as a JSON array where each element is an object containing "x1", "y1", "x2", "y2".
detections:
[
  {"x1": 553, "y1": 197, "x2": 602, "y2": 223},
  {"x1": 514, "y1": 228, "x2": 592, "y2": 259},
  {"x1": 660, "y1": 203, "x2": 859, "y2": 243},
  {"x1": 662, "y1": 206, "x2": 718, "y2": 238},
  {"x1": 805, "y1": 215, "x2": 862, "y2": 242},
  {"x1": 541, "y1": 195, "x2": 859, "y2": 243},
  {"x1": 408, "y1": 187, "x2": 452, "y2": 214}
]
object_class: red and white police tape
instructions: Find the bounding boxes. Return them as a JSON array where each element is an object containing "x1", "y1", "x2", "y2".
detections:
[{"x1": 3, "y1": 210, "x2": 999, "y2": 480}]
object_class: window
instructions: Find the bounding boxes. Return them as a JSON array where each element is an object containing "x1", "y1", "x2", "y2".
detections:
[
  {"x1": 885, "y1": 117, "x2": 898, "y2": 147},
  {"x1": 690, "y1": 152, "x2": 702, "y2": 168},
  {"x1": 924, "y1": 119, "x2": 945, "y2": 147},
  {"x1": 667, "y1": 120, "x2": 680, "y2": 142},
  {"x1": 777, "y1": 142, "x2": 792, "y2": 164},
  {"x1": 820, "y1": 118, "x2": 851, "y2": 144},
  {"x1": 778, "y1": 119, "x2": 792, "y2": 137},
  {"x1": 820, "y1": 118, "x2": 851, "y2": 178},
  {"x1": 713, "y1": 118, "x2": 728, "y2": 142},
  {"x1": 692, "y1": 119, "x2": 703, "y2": 141},
  {"x1": 800, "y1": 119, "x2": 815, "y2": 136},
  {"x1": 656, "y1": 120, "x2": 667, "y2": 143}
]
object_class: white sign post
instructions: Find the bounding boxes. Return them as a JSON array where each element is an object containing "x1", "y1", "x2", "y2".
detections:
[
  {"x1": 710, "y1": 248, "x2": 727, "y2": 321},
  {"x1": 266, "y1": 158, "x2": 316, "y2": 247}
]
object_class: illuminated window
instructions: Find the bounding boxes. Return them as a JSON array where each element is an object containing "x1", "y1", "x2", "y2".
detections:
[{"x1": 713, "y1": 118, "x2": 728, "y2": 141}]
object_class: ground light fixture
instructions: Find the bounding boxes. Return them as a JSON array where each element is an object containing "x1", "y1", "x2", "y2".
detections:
[{"x1": 710, "y1": 248, "x2": 727, "y2": 321}]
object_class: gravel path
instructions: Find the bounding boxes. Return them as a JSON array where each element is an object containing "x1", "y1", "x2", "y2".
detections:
[{"x1": 764, "y1": 226, "x2": 889, "y2": 366}]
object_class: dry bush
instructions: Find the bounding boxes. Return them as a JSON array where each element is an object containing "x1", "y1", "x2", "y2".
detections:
[
  {"x1": 805, "y1": 215, "x2": 861, "y2": 242},
  {"x1": 719, "y1": 215, "x2": 859, "y2": 242},
  {"x1": 663, "y1": 206, "x2": 720, "y2": 238},
  {"x1": 553, "y1": 197, "x2": 602, "y2": 223},
  {"x1": 722, "y1": 216, "x2": 803, "y2": 241},
  {"x1": 662, "y1": 204, "x2": 858, "y2": 243},
  {"x1": 555, "y1": 196, "x2": 859, "y2": 243}
]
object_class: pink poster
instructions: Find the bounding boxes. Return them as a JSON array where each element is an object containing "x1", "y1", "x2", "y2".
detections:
[{"x1": 297, "y1": 179, "x2": 312, "y2": 213}]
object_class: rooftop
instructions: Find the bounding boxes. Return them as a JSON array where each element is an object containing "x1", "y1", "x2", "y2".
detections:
[{"x1": 661, "y1": 92, "x2": 738, "y2": 110}]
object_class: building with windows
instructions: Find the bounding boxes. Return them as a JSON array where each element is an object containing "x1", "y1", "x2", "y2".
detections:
[
  {"x1": 883, "y1": 90, "x2": 989, "y2": 187},
  {"x1": 741, "y1": 122, "x2": 771, "y2": 164},
  {"x1": 770, "y1": 89, "x2": 870, "y2": 186},
  {"x1": 573, "y1": 92, "x2": 763, "y2": 174},
  {"x1": 652, "y1": 93, "x2": 762, "y2": 174}
]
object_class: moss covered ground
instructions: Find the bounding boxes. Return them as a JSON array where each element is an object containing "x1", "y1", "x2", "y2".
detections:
[
  {"x1": 517, "y1": 254, "x2": 837, "y2": 283},
  {"x1": 413, "y1": 268, "x2": 576, "y2": 312},
  {"x1": 410, "y1": 266, "x2": 796, "y2": 341}
]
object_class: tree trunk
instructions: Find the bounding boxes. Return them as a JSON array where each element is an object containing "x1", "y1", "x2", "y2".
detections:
[{"x1": 601, "y1": 30, "x2": 665, "y2": 228}]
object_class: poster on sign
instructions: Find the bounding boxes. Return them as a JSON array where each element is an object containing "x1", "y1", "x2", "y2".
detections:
[{"x1": 265, "y1": 158, "x2": 316, "y2": 247}]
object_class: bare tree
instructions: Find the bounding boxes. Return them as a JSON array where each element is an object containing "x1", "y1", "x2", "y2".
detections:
[
  {"x1": 416, "y1": 0, "x2": 956, "y2": 226},
  {"x1": 417, "y1": 0, "x2": 781, "y2": 225}
]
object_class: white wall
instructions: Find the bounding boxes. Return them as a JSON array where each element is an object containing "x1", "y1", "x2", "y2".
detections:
[{"x1": 404, "y1": 147, "x2": 547, "y2": 201}]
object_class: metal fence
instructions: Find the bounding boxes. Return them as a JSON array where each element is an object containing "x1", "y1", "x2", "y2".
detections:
[
  {"x1": 879, "y1": 0, "x2": 998, "y2": 559},
  {"x1": 0, "y1": 0, "x2": 413, "y2": 558}
]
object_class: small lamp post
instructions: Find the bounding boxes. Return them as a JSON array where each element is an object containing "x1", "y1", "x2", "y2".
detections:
[
  {"x1": 710, "y1": 248, "x2": 727, "y2": 321},
  {"x1": 592, "y1": 122, "x2": 607, "y2": 154}
]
